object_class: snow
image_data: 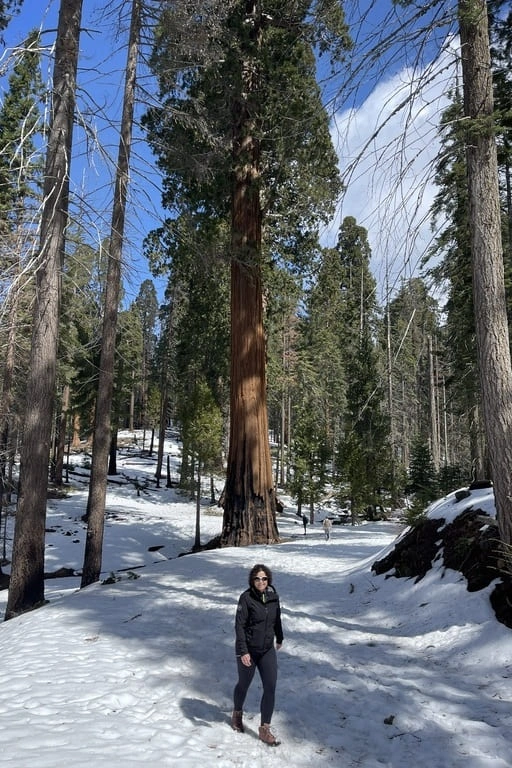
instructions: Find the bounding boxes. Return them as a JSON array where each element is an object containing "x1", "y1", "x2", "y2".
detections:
[{"x1": 0, "y1": 438, "x2": 511, "y2": 768}]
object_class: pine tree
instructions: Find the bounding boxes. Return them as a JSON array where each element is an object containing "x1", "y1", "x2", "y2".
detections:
[
  {"x1": 0, "y1": 29, "x2": 43, "y2": 243},
  {"x1": 134, "y1": 279, "x2": 159, "y2": 431},
  {"x1": 180, "y1": 379, "x2": 223, "y2": 550},
  {"x1": 386, "y1": 278, "x2": 441, "y2": 474},
  {"x1": 427, "y1": 93, "x2": 484, "y2": 479},
  {"x1": 327, "y1": 217, "x2": 389, "y2": 515},
  {"x1": 407, "y1": 436, "x2": 439, "y2": 513},
  {"x1": 340, "y1": 325, "x2": 389, "y2": 518},
  {"x1": 0, "y1": 0, "x2": 22, "y2": 39}
]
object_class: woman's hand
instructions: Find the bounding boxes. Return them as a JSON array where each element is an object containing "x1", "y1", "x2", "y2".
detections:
[
  {"x1": 276, "y1": 643, "x2": 282, "y2": 650},
  {"x1": 241, "y1": 653, "x2": 252, "y2": 667}
]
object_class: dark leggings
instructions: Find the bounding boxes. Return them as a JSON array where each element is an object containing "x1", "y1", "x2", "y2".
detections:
[{"x1": 233, "y1": 646, "x2": 278, "y2": 725}]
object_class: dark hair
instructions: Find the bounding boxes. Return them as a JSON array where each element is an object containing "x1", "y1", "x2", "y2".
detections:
[{"x1": 248, "y1": 563, "x2": 273, "y2": 587}]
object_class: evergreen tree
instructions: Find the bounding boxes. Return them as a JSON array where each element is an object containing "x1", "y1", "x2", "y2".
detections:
[
  {"x1": 428, "y1": 92, "x2": 483, "y2": 470},
  {"x1": 134, "y1": 279, "x2": 159, "y2": 430},
  {"x1": 0, "y1": 30, "x2": 44, "y2": 542},
  {"x1": 0, "y1": 29, "x2": 43, "y2": 244},
  {"x1": 180, "y1": 378, "x2": 223, "y2": 550},
  {"x1": 6, "y1": 0, "x2": 83, "y2": 620},
  {"x1": 265, "y1": 267, "x2": 302, "y2": 487},
  {"x1": 386, "y1": 278, "x2": 441, "y2": 474},
  {"x1": 458, "y1": 0, "x2": 512, "y2": 545},
  {"x1": 145, "y1": 213, "x2": 230, "y2": 492},
  {"x1": 407, "y1": 436, "x2": 439, "y2": 520},
  {"x1": 144, "y1": 1, "x2": 350, "y2": 546},
  {"x1": 0, "y1": 0, "x2": 22, "y2": 39},
  {"x1": 303, "y1": 243, "x2": 347, "y2": 464},
  {"x1": 287, "y1": 352, "x2": 331, "y2": 520},
  {"x1": 327, "y1": 217, "x2": 388, "y2": 514},
  {"x1": 339, "y1": 325, "x2": 389, "y2": 518},
  {"x1": 81, "y1": 0, "x2": 141, "y2": 588}
]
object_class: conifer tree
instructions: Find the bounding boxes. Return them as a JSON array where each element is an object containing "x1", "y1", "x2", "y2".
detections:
[
  {"x1": 0, "y1": 0, "x2": 22, "y2": 38},
  {"x1": 81, "y1": 0, "x2": 141, "y2": 588},
  {"x1": 386, "y1": 278, "x2": 440, "y2": 473},
  {"x1": 0, "y1": 30, "x2": 43, "y2": 242},
  {"x1": 0, "y1": 30, "x2": 44, "y2": 538},
  {"x1": 6, "y1": 0, "x2": 83, "y2": 619},
  {"x1": 144, "y1": 1, "x2": 350, "y2": 546},
  {"x1": 427, "y1": 93, "x2": 484, "y2": 478},
  {"x1": 134, "y1": 279, "x2": 159, "y2": 431},
  {"x1": 407, "y1": 436, "x2": 439, "y2": 509},
  {"x1": 458, "y1": 0, "x2": 512, "y2": 545}
]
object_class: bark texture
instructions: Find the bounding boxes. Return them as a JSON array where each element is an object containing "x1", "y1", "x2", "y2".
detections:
[
  {"x1": 459, "y1": 0, "x2": 512, "y2": 545},
  {"x1": 220, "y1": 2, "x2": 279, "y2": 545},
  {"x1": 81, "y1": 0, "x2": 140, "y2": 587},
  {"x1": 5, "y1": 0, "x2": 83, "y2": 619}
]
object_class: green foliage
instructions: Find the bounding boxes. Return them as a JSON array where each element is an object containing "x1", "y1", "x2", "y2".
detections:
[
  {"x1": 180, "y1": 378, "x2": 223, "y2": 483},
  {"x1": 384, "y1": 277, "x2": 442, "y2": 476},
  {"x1": 404, "y1": 498, "x2": 428, "y2": 527},
  {"x1": 0, "y1": 0, "x2": 22, "y2": 37},
  {"x1": 288, "y1": 354, "x2": 331, "y2": 510},
  {"x1": 143, "y1": 1, "x2": 347, "y2": 267},
  {"x1": 0, "y1": 29, "x2": 44, "y2": 243},
  {"x1": 338, "y1": 327, "x2": 390, "y2": 513},
  {"x1": 438, "y1": 464, "x2": 468, "y2": 495},
  {"x1": 407, "y1": 437, "x2": 439, "y2": 506},
  {"x1": 59, "y1": 238, "x2": 107, "y2": 436},
  {"x1": 323, "y1": 217, "x2": 390, "y2": 511},
  {"x1": 115, "y1": 306, "x2": 144, "y2": 427}
]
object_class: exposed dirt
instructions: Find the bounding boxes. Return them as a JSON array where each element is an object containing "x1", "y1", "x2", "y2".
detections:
[{"x1": 372, "y1": 508, "x2": 512, "y2": 629}]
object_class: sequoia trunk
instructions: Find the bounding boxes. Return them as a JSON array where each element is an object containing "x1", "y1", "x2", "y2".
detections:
[{"x1": 220, "y1": 1, "x2": 279, "y2": 545}]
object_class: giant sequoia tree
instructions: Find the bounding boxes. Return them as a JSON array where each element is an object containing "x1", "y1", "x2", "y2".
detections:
[{"x1": 145, "y1": 1, "x2": 350, "y2": 546}]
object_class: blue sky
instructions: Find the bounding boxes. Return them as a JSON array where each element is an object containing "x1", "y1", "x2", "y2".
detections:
[
  {"x1": 2, "y1": 0, "x2": 167, "y2": 306},
  {"x1": 2, "y1": 0, "x2": 457, "y2": 306}
]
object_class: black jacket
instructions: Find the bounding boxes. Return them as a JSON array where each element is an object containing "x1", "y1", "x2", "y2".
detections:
[{"x1": 235, "y1": 584, "x2": 283, "y2": 656}]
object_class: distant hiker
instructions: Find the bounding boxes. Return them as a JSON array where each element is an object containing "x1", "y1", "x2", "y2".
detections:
[
  {"x1": 231, "y1": 564, "x2": 284, "y2": 746},
  {"x1": 302, "y1": 513, "x2": 308, "y2": 534},
  {"x1": 323, "y1": 517, "x2": 332, "y2": 540}
]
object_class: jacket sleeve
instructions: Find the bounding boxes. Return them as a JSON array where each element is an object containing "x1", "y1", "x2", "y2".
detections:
[
  {"x1": 235, "y1": 593, "x2": 249, "y2": 656},
  {"x1": 274, "y1": 598, "x2": 284, "y2": 644}
]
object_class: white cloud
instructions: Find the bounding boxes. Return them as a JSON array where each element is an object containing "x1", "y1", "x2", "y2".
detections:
[{"x1": 324, "y1": 38, "x2": 459, "y2": 301}]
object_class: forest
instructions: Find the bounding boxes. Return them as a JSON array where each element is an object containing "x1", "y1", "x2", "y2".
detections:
[{"x1": 1, "y1": 0, "x2": 512, "y2": 618}]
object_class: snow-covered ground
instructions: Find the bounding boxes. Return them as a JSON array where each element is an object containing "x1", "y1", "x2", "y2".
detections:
[{"x1": 0, "y1": 436, "x2": 510, "y2": 767}]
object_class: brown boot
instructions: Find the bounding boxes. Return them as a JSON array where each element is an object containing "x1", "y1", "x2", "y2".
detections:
[
  {"x1": 231, "y1": 710, "x2": 244, "y2": 732},
  {"x1": 259, "y1": 723, "x2": 279, "y2": 745}
]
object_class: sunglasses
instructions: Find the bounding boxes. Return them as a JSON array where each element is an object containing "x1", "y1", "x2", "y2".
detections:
[{"x1": 254, "y1": 576, "x2": 268, "y2": 582}]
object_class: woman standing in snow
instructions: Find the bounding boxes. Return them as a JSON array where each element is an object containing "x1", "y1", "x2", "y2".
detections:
[{"x1": 231, "y1": 564, "x2": 284, "y2": 746}]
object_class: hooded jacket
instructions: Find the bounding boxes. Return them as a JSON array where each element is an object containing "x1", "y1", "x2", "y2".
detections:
[{"x1": 235, "y1": 584, "x2": 283, "y2": 656}]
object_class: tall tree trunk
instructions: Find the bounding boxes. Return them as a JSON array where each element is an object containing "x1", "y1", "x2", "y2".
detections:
[
  {"x1": 5, "y1": 0, "x2": 83, "y2": 619},
  {"x1": 81, "y1": 0, "x2": 140, "y2": 587},
  {"x1": 53, "y1": 383, "x2": 70, "y2": 485},
  {"x1": 428, "y1": 335, "x2": 440, "y2": 471},
  {"x1": 0, "y1": 258, "x2": 18, "y2": 508},
  {"x1": 459, "y1": 0, "x2": 512, "y2": 543},
  {"x1": 220, "y1": 1, "x2": 279, "y2": 546},
  {"x1": 156, "y1": 301, "x2": 175, "y2": 486},
  {"x1": 194, "y1": 464, "x2": 202, "y2": 551},
  {"x1": 71, "y1": 412, "x2": 81, "y2": 449},
  {"x1": 129, "y1": 370, "x2": 135, "y2": 431}
]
